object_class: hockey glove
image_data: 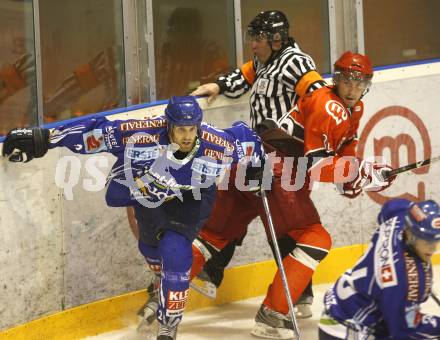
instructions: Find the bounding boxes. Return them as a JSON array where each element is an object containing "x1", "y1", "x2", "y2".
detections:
[
  {"x1": 245, "y1": 159, "x2": 266, "y2": 192},
  {"x1": 254, "y1": 119, "x2": 278, "y2": 135},
  {"x1": 2, "y1": 127, "x2": 50, "y2": 162},
  {"x1": 244, "y1": 157, "x2": 275, "y2": 195},
  {"x1": 340, "y1": 160, "x2": 396, "y2": 198},
  {"x1": 340, "y1": 181, "x2": 363, "y2": 199}
]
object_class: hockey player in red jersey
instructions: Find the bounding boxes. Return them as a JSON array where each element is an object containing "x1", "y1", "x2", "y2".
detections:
[
  {"x1": 189, "y1": 51, "x2": 397, "y2": 339},
  {"x1": 190, "y1": 9, "x2": 327, "y2": 317}
]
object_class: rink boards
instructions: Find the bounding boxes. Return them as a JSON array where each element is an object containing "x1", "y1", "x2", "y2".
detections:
[{"x1": 0, "y1": 60, "x2": 439, "y2": 336}]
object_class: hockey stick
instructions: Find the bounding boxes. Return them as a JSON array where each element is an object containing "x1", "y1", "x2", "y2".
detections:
[
  {"x1": 384, "y1": 155, "x2": 440, "y2": 179},
  {"x1": 260, "y1": 190, "x2": 301, "y2": 340},
  {"x1": 431, "y1": 291, "x2": 440, "y2": 307}
]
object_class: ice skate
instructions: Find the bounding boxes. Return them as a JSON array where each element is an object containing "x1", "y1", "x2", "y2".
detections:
[
  {"x1": 294, "y1": 303, "x2": 312, "y2": 319},
  {"x1": 251, "y1": 304, "x2": 296, "y2": 339},
  {"x1": 137, "y1": 280, "x2": 159, "y2": 333},
  {"x1": 157, "y1": 323, "x2": 178, "y2": 340},
  {"x1": 189, "y1": 269, "x2": 217, "y2": 299},
  {"x1": 294, "y1": 294, "x2": 313, "y2": 319}
]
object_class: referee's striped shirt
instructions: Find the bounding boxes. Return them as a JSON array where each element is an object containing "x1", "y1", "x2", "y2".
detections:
[{"x1": 216, "y1": 40, "x2": 326, "y2": 127}]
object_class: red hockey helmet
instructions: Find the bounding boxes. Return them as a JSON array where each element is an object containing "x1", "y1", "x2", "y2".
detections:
[{"x1": 334, "y1": 51, "x2": 373, "y2": 82}]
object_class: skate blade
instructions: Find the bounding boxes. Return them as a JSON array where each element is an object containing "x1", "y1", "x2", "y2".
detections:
[
  {"x1": 136, "y1": 314, "x2": 157, "y2": 334},
  {"x1": 251, "y1": 322, "x2": 295, "y2": 339},
  {"x1": 190, "y1": 279, "x2": 216, "y2": 299},
  {"x1": 294, "y1": 304, "x2": 313, "y2": 319}
]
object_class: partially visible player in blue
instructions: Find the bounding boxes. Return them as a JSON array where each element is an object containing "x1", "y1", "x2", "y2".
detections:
[
  {"x1": 2, "y1": 95, "x2": 265, "y2": 340},
  {"x1": 319, "y1": 198, "x2": 440, "y2": 340}
]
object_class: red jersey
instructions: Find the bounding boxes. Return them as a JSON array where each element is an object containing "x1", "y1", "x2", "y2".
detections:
[{"x1": 278, "y1": 85, "x2": 363, "y2": 183}]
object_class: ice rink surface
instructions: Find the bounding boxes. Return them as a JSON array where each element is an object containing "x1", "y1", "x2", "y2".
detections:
[{"x1": 86, "y1": 266, "x2": 440, "y2": 340}]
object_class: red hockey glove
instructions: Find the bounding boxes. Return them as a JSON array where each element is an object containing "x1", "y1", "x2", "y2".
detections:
[
  {"x1": 340, "y1": 160, "x2": 396, "y2": 198},
  {"x1": 340, "y1": 181, "x2": 363, "y2": 199}
]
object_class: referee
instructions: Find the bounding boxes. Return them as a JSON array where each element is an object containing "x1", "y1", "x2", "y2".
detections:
[{"x1": 192, "y1": 10, "x2": 326, "y2": 127}]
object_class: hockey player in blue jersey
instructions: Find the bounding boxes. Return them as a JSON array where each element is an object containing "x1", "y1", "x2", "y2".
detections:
[
  {"x1": 319, "y1": 198, "x2": 440, "y2": 340},
  {"x1": 2, "y1": 95, "x2": 265, "y2": 340}
]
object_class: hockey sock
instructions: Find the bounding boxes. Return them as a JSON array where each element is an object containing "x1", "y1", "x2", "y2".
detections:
[
  {"x1": 157, "y1": 230, "x2": 192, "y2": 326},
  {"x1": 264, "y1": 223, "x2": 331, "y2": 314},
  {"x1": 263, "y1": 254, "x2": 314, "y2": 314}
]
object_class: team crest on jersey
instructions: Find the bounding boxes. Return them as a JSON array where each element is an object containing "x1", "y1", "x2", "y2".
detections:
[
  {"x1": 375, "y1": 217, "x2": 398, "y2": 288},
  {"x1": 432, "y1": 217, "x2": 440, "y2": 229},
  {"x1": 325, "y1": 100, "x2": 348, "y2": 125}
]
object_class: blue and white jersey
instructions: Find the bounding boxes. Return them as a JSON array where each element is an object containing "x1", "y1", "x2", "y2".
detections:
[
  {"x1": 324, "y1": 199, "x2": 439, "y2": 339},
  {"x1": 49, "y1": 116, "x2": 264, "y2": 207}
]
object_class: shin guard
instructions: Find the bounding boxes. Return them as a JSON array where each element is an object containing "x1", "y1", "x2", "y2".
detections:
[
  {"x1": 157, "y1": 231, "x2": 192, "y2": 327},
  {"x1": 264, "y1": 223, "x2": 331, "y2": 314}
]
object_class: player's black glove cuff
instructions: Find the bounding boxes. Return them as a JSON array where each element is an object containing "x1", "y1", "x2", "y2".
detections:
[
  {"x1": 245, "y1": 158, "x2": 265, "y2": 182},
  {"x1": 2, "y1": 127, "x2": 50, "y2": 162},
  {"x1": 254, "y1": 119, "x2": 279, "y2": 135},
  {"x1": 245, "y1": 158, "x2": 273, "y2": 194},
  {"x1": 215, "y1": 79, "x2": 228, "y2": 94}
]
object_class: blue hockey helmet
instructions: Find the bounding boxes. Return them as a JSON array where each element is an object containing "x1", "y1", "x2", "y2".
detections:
[
  {"x1": 405, "y1": 200, "x2": 440, "y2": 242},
  {"x1": 165, "y1": 96, "x2": 203, "y2": 129}
]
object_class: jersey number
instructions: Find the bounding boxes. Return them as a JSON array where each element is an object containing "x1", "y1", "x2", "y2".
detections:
[{"x1": 336, "y1": 267, "x2": 368, "y2": 300}]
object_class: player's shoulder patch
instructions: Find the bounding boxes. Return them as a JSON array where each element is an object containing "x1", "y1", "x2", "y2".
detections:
[
  {"x1": 374, "y1": 216, "x2": 400, "y2": 288},
  {"x1": 83, "y1": 129, "x2": 106, "y2": 153}
]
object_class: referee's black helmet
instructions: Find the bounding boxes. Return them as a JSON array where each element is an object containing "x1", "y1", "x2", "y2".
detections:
[{"x1": 247, "y1": 10, "x2": 290, "y2": 43}]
